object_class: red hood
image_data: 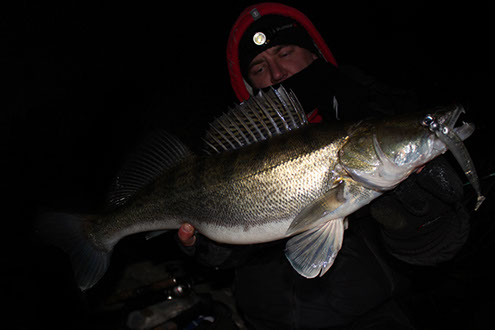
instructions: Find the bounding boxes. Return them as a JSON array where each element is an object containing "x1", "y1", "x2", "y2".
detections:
[{"x1": 226, "y1": 2, "x2": 337, "y2": 102}]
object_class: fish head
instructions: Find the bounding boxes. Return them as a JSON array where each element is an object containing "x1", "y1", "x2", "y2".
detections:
[{"x1": 339, "y1": 104, "x2": 475, "y2": 190}]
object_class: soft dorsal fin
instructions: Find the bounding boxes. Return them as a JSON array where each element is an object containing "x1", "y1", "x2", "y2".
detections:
[
  {"x1": 106, "y1": 131, "x2": 192, "y2": 208},
  {"x1": 203, "y1": 86, "x2": 308, "y2": 154}
]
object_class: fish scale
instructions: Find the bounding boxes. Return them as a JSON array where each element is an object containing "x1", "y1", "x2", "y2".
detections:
[{"x1": 158, "y1": 126, "x2": 342, "y2": 232}]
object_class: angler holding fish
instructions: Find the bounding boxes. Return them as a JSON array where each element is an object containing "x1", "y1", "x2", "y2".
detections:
[
  {"x1": 38, "y1": 3, "x2": 485, "y2": 329},
  {"x1": 180, "y1": 3, "x2": 483, "y2": 328}
]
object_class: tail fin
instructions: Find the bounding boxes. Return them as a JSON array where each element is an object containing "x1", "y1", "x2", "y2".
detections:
[{"x1": 36, "y1": 213, "x2": 112, "y2": 291}]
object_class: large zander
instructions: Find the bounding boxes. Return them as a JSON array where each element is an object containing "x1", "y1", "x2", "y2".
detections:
[{"x1": 38, "y1": 87, "x2": 484, "y2": 290}]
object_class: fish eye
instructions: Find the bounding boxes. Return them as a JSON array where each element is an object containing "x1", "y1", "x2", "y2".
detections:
[{"x1": 422, "y1": 114, "x2": 435, "y2": 127}]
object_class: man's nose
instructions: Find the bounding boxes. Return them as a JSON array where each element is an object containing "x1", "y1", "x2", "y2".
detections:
[{"x1": 269, "y1": 61, "x2": 288, "y2": 84}]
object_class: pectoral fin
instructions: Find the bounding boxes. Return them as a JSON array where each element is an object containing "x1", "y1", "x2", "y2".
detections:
[
  {"x1": 284, "y1": 178, "x2": 384, "y2": 278},
  {"x1": 285, "y1": 218, "x2": 345, "y2": 278},
  {"x1": 287, "y1": 178, "x2": 383, "y2": 237},
  {"x1": 286, "y1": 182, "x2": 346, "y2": 236}
]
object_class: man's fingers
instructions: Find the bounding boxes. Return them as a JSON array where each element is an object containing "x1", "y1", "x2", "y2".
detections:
[{"x1": 178, "y1": 223, "x2": 196, "y2": 247}]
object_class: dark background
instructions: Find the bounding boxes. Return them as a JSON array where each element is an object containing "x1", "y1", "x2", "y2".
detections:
[{"x1": 4, "y1": 0, "x2": 494, "y2": 329}]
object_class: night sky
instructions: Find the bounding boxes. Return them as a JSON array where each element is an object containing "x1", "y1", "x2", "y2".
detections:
[{"x1": 5, "y1": 1, "x2": 495, "y2": 329}]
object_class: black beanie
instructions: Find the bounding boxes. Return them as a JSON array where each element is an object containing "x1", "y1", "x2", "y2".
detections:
[{"x1": 239, "y1": 15, "x2": 318, "y2": 78}]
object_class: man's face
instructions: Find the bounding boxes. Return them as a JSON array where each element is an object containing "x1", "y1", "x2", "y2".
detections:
[{"x1": 247, "y1": 45, "x2": 318, "y2": 89}]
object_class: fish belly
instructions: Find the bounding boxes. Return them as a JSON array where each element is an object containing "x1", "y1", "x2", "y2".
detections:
[{"x1": 195, "y1": 219, "x2": 293, "y2": 244}]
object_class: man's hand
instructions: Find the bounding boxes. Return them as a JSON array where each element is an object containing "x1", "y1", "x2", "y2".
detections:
[
  {"x1": 176, "y1": 222, "x2": 245, "y2": 268},
  {"x1": 178, "y1": 223, "x2": 196, "y2": 247},
  {"x1": 370, "y1": 156, "x2": 470, "y2": 265}
]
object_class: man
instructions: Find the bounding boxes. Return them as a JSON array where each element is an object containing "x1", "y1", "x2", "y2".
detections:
[{"x1": 178, "y1": 3, "x2": 469, "y2": 329}]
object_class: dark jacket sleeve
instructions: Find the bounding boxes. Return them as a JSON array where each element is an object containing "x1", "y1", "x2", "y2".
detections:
[{"x1": 370, "y1": 156, "x2": 470, "y2": 265}]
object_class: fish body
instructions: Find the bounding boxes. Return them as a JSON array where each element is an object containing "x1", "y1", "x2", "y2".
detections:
[
  {"x1": 38, "y1": 87, "x2": 483, "y2": 290},
  {"x1": 90, "y1": 124, "x2": 349, "y2": 251}
]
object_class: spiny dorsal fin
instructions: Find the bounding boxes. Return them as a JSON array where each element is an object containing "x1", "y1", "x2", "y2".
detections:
[
  {"x1": 203, "y1": 86, "x2": 308, "y2": 154},
  {"x1": 107, "y1": 131, "x2": 192, "y2": 208}
]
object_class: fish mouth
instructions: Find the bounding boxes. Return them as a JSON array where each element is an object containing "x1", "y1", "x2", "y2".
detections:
[{"x1": 434, "y1": 104, "x2": 475, "y2": 141}]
